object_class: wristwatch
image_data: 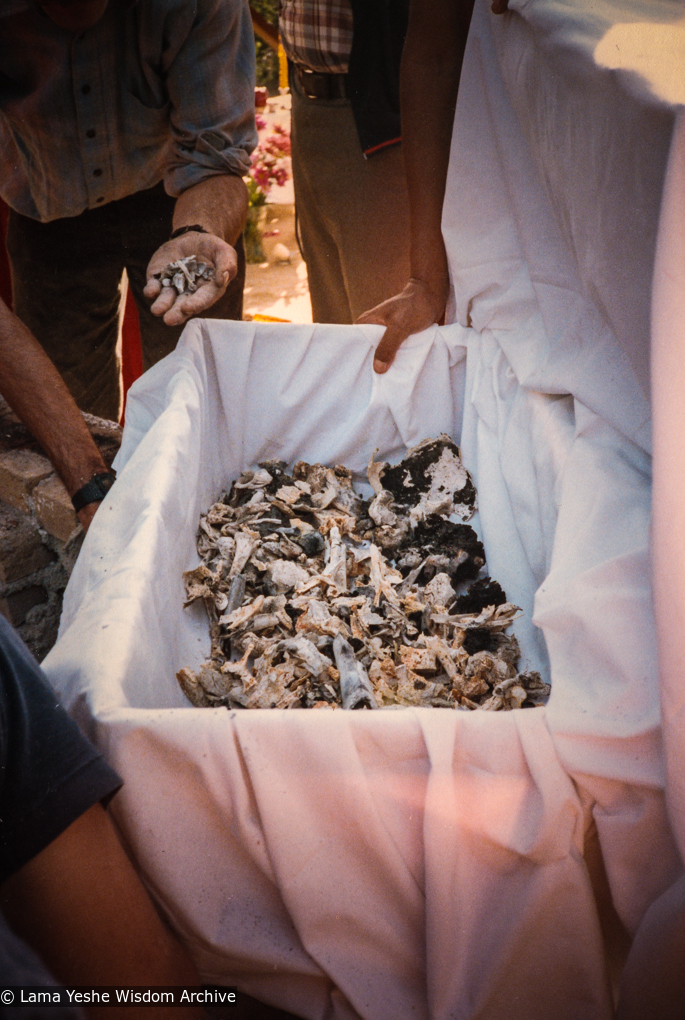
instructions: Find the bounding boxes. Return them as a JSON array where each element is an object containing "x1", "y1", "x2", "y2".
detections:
[
  {"x1": 71, "y1": 471, "x2": 116, "y2": 513},
  {"x1": 169, "y1": 224, "x2": 209, "y2": 240}
]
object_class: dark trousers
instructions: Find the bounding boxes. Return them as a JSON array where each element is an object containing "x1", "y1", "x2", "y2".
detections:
[{"x1": 6, "y1": 182, "x2": 244, "y2": 421}]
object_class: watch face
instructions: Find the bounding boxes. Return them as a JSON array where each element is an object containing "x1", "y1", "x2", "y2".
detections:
[{"x1": 98, "y1": 473, "x2": 116, "y2": 494}]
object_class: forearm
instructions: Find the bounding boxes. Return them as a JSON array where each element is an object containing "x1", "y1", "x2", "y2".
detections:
[
  {"x1": 402, "y1": 0, "x2": 475, "y2": 291},
  {"x1": 0, "y1": 300, "x2": 107, "y2": 498},
  {"x1": 145, "y1": 174, "x2": 249, "y2": 326},
  {"x1": 1, "y1": 803, "x2": 204, "y2": 1020},
  {"x1": 357, "y1": 0, "x2": 478, "y2": 372},
  {"x1": 173, "y1": 174, "x2": 249, "y2": 247}
]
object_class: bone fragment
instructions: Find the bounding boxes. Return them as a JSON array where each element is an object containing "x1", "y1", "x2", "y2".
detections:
[
  {"x1": 321, "y1": 526, "x2": 347, "y2": 592},
  {"x1": 367, "y1": 449, "x2": 388, "y2": 495},
  {"x1": 267, "y1": 559, "x2": 311, "y2": 592},
  {"x1": 281, "y1": 636, "x2": 333, "y2": 678},
  {"x1": 333, "y1": 635, "x2": 378, "y2": 710},
  {"x1": 368, "y1": 490, "x2": 398, "y2": 527},
  {"x1": 229, "y1": 532, "x2": 257, "y2": 577},
  {"x1": 368, "y1": 544, "x2": 402, "y2": 607}
]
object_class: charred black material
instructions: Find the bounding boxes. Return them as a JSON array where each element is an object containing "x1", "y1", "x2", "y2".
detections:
[
  {"x1": 258, "y1": 461, "x2": 291, "y2": 494},
  {"x1": 254, "y1": 509, "x2": 291, "y2": 535},
  {"x1": 453, "y1": 578, "x2": 507, "y2": 614},
  {"x1": 463, "y1": 628, "x2": 500, "y2": 655},
  {"x1": 406, "y1": 516, "x2": 485, "y2": 581},
  {"x1": 297, "y1": 530, "x2": 325, "y2": 557},
  {"x1": 381, "y1": 436, "x2": 475, "y2": 511}
]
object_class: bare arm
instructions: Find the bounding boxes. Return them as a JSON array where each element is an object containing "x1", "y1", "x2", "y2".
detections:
[
  {"x1": 0, "y1": 298, "x2": 108, "y2": 529},
  {"x1": 172, "y1": 172, "x2": 249, "y2": 248},
  {"x1": 144, "y1": 174, "x2": 249, "y2": 327},
  {"x1": 357, "y1": 0, "x2": 476, "y2": 372},
  {"x1": 1, "y1": 803, "x2": 204, "y2": 1020}
]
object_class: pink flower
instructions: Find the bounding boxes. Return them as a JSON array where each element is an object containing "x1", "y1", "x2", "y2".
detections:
[{"x1": 247, "y1": 127, "x2": 291, "y2": 201}]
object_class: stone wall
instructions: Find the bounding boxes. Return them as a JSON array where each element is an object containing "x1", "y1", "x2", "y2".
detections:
[{"x1": 0, "y1": 399, "x2": 121, "y2": 660}]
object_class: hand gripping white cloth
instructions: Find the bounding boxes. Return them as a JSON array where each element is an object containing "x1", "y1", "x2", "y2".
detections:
[{"x1": 43, "y1": 2, "x2": 685, "y2": 1017}]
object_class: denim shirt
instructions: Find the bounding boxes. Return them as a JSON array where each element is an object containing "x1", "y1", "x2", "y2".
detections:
[{"x1": 0, "y1": 0, "x2": 257, "y2": 221}]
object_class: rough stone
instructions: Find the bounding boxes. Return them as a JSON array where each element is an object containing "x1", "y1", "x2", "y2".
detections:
[
  {"x1": 0, "y1": 500, "x2": 55, "y2": 583},
  {"x1": 0, "y1": 584, "x2": 48, "y2": 627},
  {"x1": 18, "y1": 600, "x2": 62, "y2": 662},
  {"x1": 0, "y1": 397, "x2": 121, "y2": 659},
  {"x1": 0, "y1": 448, "x2": 53, "y2": 513},
  {"x1": 32, "y1": 474, "x2": 79, "y2": 543}
]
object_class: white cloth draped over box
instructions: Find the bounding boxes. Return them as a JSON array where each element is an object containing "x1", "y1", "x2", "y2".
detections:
[{"x1": 43, "y1": 1, "x2": 685, "y2": 1017}]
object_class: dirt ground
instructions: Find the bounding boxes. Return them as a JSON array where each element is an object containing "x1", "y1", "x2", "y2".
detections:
[
  {"x1": 243, "y1": 92, "x2": 312, "y2": 325},
  {"x1": 243, "y1": 201, "x2": 312, "y2": 323}
]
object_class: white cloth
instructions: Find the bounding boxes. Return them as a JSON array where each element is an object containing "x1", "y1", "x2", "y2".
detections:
[{"x1": 43, "y1": 1, "x2": 685, "y2": 1017}]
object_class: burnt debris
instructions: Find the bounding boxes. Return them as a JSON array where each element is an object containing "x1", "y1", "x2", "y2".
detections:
[{"x1": 177, "y1": 435, "x2": 549, "y2": 711}]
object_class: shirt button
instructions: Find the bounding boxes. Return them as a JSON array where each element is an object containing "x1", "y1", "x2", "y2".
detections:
[
  {"x1": 86, "y1": 129, "x2": 96, "y2": 139},
  {"x1": 81, "y1": 84, "x2": 91, "y2": 95},
  {"x1": 96, "y1": 197, "x2": 105, "y2": 204},
  {"x1": 93, "y1": 168, "x2": 102, "y2": 177}
]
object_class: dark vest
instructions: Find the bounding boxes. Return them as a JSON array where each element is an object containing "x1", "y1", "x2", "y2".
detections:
[{"x1": 346, "y1": 0, "x2": 409, "y2": 157}]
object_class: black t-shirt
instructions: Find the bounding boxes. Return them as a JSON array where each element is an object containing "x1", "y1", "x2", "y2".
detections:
[{"x1": 0, "y1": 615, "x2": 122, "y2": 883}]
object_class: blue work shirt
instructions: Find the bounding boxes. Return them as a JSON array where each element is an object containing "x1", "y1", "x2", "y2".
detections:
[{"x1": 0, "y1": 0, "x2": 257, "y2": 222}]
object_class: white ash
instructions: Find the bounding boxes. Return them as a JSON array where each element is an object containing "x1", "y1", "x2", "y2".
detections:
[
  {"x1": 154, "y1": 255, "x2": 215, "y2": 295},
  {"x1": 177, "y1": 436, "x2": 549, "y2": 711}
]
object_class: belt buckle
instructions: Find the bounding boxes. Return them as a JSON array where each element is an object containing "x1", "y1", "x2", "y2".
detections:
[
  {"x1": 296, "y1": 65, "x2": 347, "y2": 101},
  {"x1": 297, "y1": 66, "x2": 321, "y2": 100}
]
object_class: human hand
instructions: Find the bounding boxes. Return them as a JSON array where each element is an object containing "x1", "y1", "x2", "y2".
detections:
[
  {"x1": 144, "y1": 231, "x2": 237, "y2": 327},
  {"x1": 356, "y1": 277, "x2": 449, "y2": 374}
]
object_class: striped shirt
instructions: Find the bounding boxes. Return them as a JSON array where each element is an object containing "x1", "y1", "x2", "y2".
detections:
[
  {"x1": 0, "y1": 0, "x2": 257, "y2": 222},
  {"x1": 279, "y1": 0, "x2": 353, "y2": 74}
]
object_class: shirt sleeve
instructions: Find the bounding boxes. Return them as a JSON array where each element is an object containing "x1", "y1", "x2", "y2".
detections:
[
  {"x1": 163, "y1": 0, "x2": 258, "y2": 196},
  {"x1": 0, "y1": 617, "x2": 122, "y2": 884}
]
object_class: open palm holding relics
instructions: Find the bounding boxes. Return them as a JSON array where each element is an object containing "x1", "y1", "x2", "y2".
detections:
[{"x1": 144, "y1": 231, "x2": 238, "y2": 327}]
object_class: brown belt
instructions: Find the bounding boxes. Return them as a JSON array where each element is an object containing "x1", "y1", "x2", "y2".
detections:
[{"x1": 294, "y1": 64, "x2": 348, "y2": 101}]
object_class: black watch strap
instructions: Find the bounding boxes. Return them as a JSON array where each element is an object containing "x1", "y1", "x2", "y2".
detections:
[
  {"x1": 169, "y1": 224, "x2": 209, "y2": 240},
  {"x1": 71, "y1": 472, "x2": 116, "y2": 513}
]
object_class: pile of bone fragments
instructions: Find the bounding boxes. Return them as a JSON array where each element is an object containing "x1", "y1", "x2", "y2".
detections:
[
  {"x1": 154, "y1": 255, "x2": 215, "y2": 294},
  {"x1": 177, "y1": 436, "x2": 549, "y2": 711}
]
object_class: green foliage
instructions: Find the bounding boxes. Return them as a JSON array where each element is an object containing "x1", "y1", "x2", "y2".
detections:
[
  {"x1": 250, "y1": 0, "x2": 278, "y2": 24},
  {"x1": 250, "y1": 0, "x2": 280, "y2": 94}
]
